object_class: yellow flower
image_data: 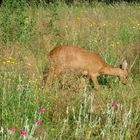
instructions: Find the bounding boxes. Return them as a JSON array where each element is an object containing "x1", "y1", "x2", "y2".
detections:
[
  {"x1": 2, "y1": 57, "x2": 16, "y2": 64},
  {"x1": 90, "y1": 23, "x2": 93, "y2": 27},
  {"x1": 116, "y1": 41, "x2": 120, "y2": 45},
  {"x1": 110, "y1": 43, "x2": 115, "y2": 47},
  {"x1": 76, "y1": 17, "x2": 80, "y2": 20},
  {"x1": 11, "y1": 61, "x2": 15, "y2": 64},
  {"x1": 6, "y1": 60, "x2": 11, "y2": 63},
  {"x1": 27, "y1": 63, "x2": 32, "y2": 66},
  {"x1": 65, "y1": 25, "x2": 68, "y2": 28}
]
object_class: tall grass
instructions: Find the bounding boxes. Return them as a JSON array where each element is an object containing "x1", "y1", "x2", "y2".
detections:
[{"x1": 0, "y1": 1, "x2": 140, "y2": 140}]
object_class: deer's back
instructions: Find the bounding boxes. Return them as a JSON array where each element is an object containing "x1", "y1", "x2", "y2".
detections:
[{"x1": 49, "y1": 45, "x2": 109, "y2": 73}]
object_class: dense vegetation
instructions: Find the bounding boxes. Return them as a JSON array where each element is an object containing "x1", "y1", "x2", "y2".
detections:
[{"x1": 0, "y1": 0, "x2": 140, "y2": 139}]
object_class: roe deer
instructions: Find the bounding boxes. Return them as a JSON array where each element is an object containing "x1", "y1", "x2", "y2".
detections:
[{"x1": 45, "y1": 45, "x2": 128, "y2": 90}]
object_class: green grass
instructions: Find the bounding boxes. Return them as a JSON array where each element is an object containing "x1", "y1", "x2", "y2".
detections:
[{"x1": 0, "y1": 2, "x2": 140, "y2": 140}]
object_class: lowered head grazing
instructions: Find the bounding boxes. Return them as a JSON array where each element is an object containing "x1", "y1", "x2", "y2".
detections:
[
  {"x1": 44, "y1": 45, "x2": 128, "y2": 90},
  {"x1": 119, "y1": 60, "x2": 128, "y2": 83}
]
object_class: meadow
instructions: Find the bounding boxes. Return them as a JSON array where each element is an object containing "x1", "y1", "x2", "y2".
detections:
[{"x1": 0, "y1": 1, "x2": 140, "y2": 140}]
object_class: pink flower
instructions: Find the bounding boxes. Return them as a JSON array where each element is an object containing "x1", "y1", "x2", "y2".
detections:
[
  {"x1": 20, "y1": 130, "x2": 27, "y2": 136},
  {"x1": 111, "y1": 102, "x2": 118, "y2": 108},
  {"x1": 35, "y1": 119, "x2": 43, "y2": 125},
  {"x1": 39, "y1": 107, "x2": 46, "y2": 113},
  {"x1": 9, "y1": 127, "x2": 17, "y2": 133}
]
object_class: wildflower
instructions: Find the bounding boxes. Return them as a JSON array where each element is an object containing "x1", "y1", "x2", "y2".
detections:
[
  {"x1": 35, "y1": 119, "x2": 43, "y2": 125},
  {"x1": 110, "y1": 43, "x2": 115, "y2": 47},
  {"x1": 9, "y1": 127, "x2": 17, "y2": 133},
  {"x1": 39, "y1": 107, "x2": 46, "y2": 113},
  {"x1": 6, "y1": 60, "x2": 11, "y2": 63},
  {"x1": 27, "y1": 63, "x2": 32, "y2": 67},
  {"x1": 111, "y1": 102, "x2": 118, "y2": 108},
  {"x1": 77, "y1": 17, "x2": 80, "y2": 20},
  {"x1": 65, "y1": 25, "x2": 68, "y2": 28},
  {"x1": 116, "y1": 41, "x2": 120, "y2": 45},
  {"x1": 11, "y1": 61, "x2": 15, "y2": 64},
  {"x1": 133, "y1": 26, "x2": 136, "y2": 29},
  {"x1": 90, "y1": 23, "x2": 93, "y2": 27},
  {"x1": 20, "y1": 130, "x2": 27, "y2": 136}
]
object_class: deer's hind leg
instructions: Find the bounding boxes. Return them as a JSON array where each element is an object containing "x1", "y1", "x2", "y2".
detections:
[
  {"x1": 45, "y1": 66, "x2": 62, "y2": 90},
  {"x1": 90, "y1": 73, "x2": 100, "y2": 90}
]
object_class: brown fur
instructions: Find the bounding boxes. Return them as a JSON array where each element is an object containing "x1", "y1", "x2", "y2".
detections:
[{"x1": 45, "y1": 45, "x2": 128, "y2": 90}]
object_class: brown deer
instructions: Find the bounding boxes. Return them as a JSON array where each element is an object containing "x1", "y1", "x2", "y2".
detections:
[{"x1": 44, "y1": 45, "x2": 128, "y2": 90}]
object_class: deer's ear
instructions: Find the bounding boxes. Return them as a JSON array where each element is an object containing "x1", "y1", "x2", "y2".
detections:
[{"x1": 120, "y1": 60, "x2": 128, "y2": 70}]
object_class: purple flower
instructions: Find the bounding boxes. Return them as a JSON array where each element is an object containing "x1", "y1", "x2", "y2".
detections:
[
  {"x1": 35, "y1": 119, "x2": 43, "y2": 125},
  {"x1": 9, "y1": 127, "x2": 17, "y2": 133},
  {"x1": 20, "y1": 130, "x2": 27, "y2": 136},
  {"x1": 39, "y1": 107, "x2": 46, "y2": 113},
  {"x1": 111, "y1": 102, "x2": 118, "y2": 108}
]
